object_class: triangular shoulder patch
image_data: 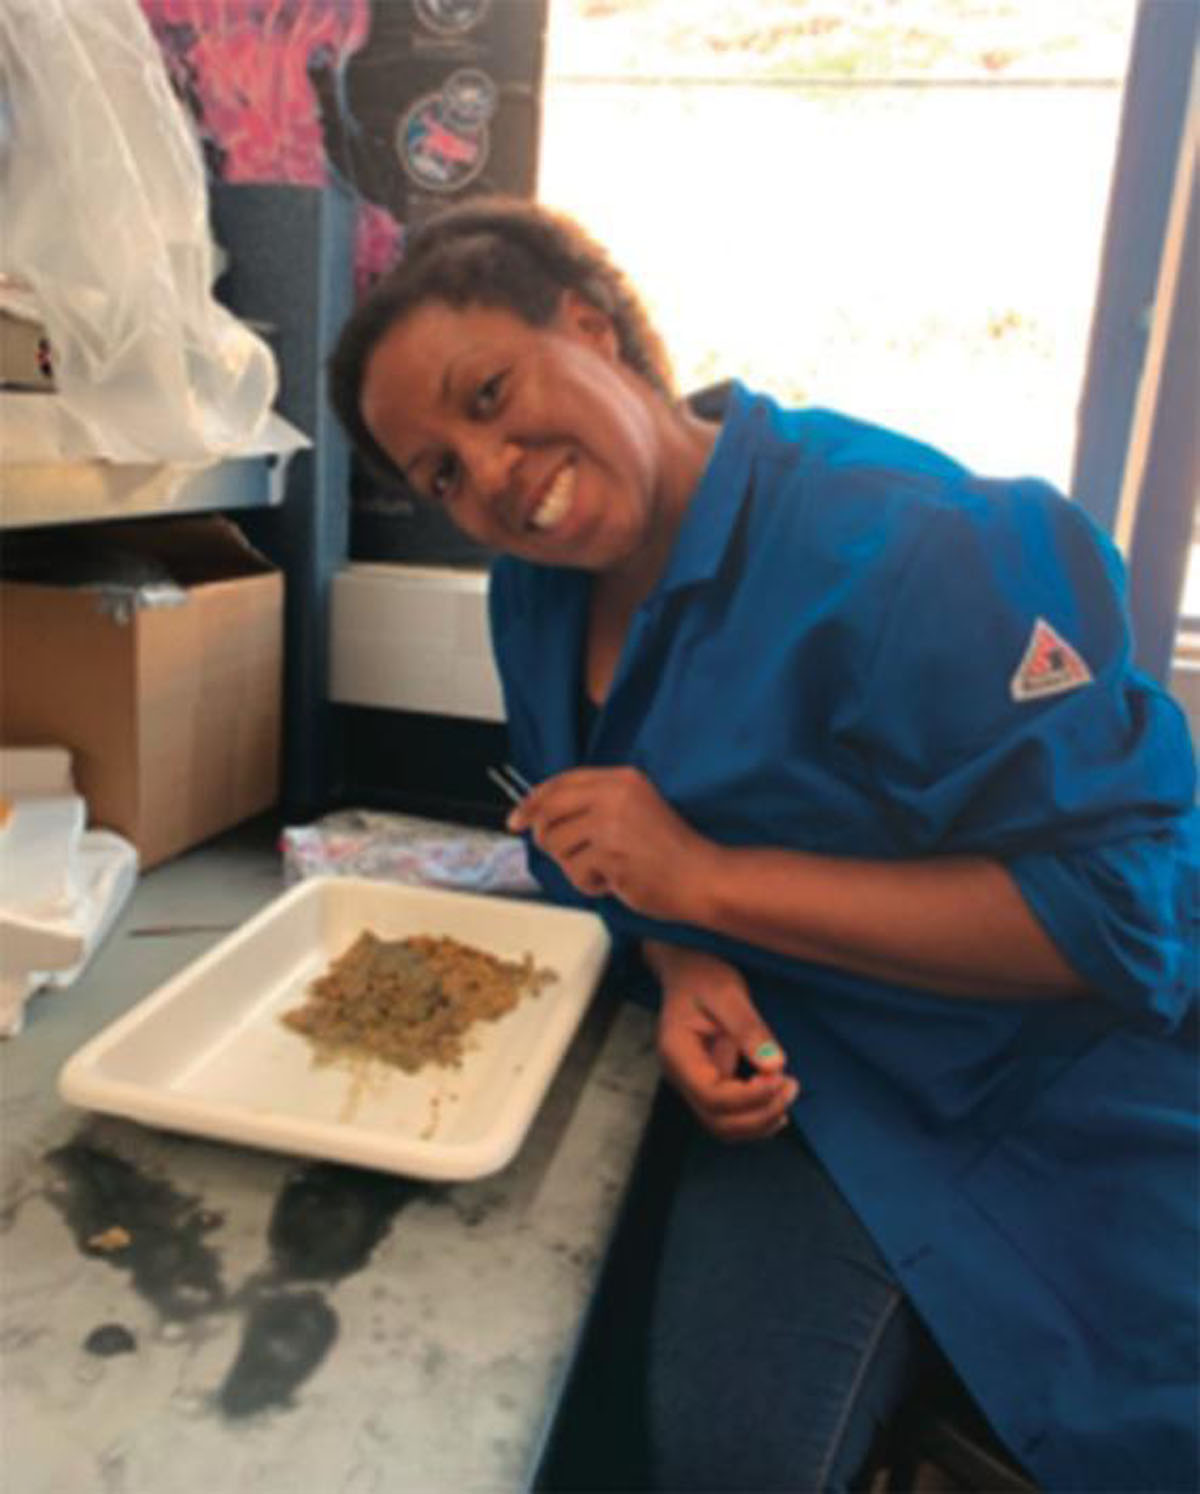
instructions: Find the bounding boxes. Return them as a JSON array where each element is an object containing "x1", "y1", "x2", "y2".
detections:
[{"x1": 1010, "y1": 617, "x2": 1093, "y2": 702}]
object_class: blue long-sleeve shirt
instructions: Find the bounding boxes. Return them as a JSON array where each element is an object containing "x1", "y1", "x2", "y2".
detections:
[{"x1": 489, "y1": 381, "x2": 1198, "y2": 1491}]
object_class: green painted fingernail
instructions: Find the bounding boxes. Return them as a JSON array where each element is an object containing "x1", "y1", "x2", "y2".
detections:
[{"x1": 755, "y1": 1042, "x2": 781, "y2": 1062}]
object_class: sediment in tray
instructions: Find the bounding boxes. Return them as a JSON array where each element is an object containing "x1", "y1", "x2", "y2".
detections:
[{"x1": 282, "y1": 931, "x2": 558, "y2": 1073}]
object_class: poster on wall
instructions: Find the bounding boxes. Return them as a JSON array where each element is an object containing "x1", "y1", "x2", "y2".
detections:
[{"x1": 140, "y1": 0, "x2": 547, "y2": 292}]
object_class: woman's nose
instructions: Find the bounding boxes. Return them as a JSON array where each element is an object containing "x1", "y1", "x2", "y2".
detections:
[{"x1": 460, "y1": 430, "x2": 521, "y2": 503}]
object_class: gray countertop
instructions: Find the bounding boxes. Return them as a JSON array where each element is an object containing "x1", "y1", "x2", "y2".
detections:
[{"x1": 0, "y1": 823, "x2": 659, "y2": 1494}]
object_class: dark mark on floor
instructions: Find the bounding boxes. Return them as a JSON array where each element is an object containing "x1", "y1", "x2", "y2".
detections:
[
  {"x1": 45, "y1": 1143, "x2": 226, "y2": 1320},
  {"x1": 217, "y1": 1291, "x2": 338, "y2": 1418},
  {"x1": 42, "y1": 1140, "x2": 421, "y2": 1421},
  {"x1": 84, "y1": 1323, "x2": 137, "y2": 1357},
  {"x1": 266, "y1": 1162, "x2": 421, "y2": 1283}
]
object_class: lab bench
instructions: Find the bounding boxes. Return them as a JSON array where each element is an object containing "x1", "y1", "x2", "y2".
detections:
[{"x1": 0, "y1": 819, "x2": 659, "y2": 1494}]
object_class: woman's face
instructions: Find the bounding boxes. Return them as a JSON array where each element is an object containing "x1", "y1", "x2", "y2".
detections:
[{"x1": 360, "y1": 294, "x2": 669, "y2": 570}]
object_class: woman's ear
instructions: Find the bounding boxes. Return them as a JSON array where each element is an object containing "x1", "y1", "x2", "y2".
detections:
[{"x1": 556, "y1": 289, "x2": 620, "y2": 360}]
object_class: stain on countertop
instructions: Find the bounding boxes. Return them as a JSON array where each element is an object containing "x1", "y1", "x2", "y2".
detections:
[{"x1": 43, "y1": 1138, "x2": 423, "y2": 1420}]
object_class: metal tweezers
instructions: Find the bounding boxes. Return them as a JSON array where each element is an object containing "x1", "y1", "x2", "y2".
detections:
[{"x1": 486, "y1": 762, "x2": 534, "y2": 808}]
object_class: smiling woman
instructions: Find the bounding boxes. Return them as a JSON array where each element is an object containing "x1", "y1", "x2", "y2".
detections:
[
  {"x1": 328, "y1": 196, "x2": 720, "y2": 663},
  {"x1": 327, "y1": 194, "x2": 1198, "y2": 1494},
  {"x1": 327, "y1": 197, "x2": 674, "y2": 489}
]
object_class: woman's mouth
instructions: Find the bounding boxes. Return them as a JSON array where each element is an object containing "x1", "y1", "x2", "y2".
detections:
[{"x1": 528, "y1": 461, "x2": 576, "y2": 532}]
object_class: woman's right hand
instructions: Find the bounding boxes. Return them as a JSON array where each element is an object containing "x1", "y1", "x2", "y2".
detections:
[{"x1": 649, "y1": 943, "x2": 801, "y2": 1142}]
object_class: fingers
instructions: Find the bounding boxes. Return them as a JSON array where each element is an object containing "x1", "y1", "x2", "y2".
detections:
[
  {"x1": 659, "y1": 1019, "x2": 800, "y2": 1143},
  {"x1": 507, "y1": 767, "x2": 655, "y2": 849},
  {"x1": 700, "y1": 1071, "x2": 798, "y2": 1118},
  {"x1": 506, "y1": 768, "x2": 704, "y2": 921},
  {"x1": 506, "y1": 767, "x2": 619, "y2": 835},
  {"x1": 537, "y1": 820, "x2": 613, "y2": 897},
  {"x1": 710, "y1": 1031, "x2": 740, "y2": 1079},
  {"x1": 505, "y1": 777, "x2": 610, "y2": 895},
  {"x1": 694, "y1": 985, "x2": 789, "y2": 1082},
  {"x1": 678, "y1": 1072, "x2": 800, "y2": 1143}
]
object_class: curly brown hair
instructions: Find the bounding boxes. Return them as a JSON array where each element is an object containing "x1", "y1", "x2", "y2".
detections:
[{"x1": 327, "y1": 196, "x2": 675, "y2": 486}]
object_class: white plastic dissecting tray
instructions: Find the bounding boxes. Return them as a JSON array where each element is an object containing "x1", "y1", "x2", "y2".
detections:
[{"x1": 59, "y1": 877, "x2": 611, "y2": 1181}]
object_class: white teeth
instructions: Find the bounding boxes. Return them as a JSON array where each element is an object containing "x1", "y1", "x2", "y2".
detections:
[{"x1": 530, "y1": 463, "x2": 575, "y2": 531}]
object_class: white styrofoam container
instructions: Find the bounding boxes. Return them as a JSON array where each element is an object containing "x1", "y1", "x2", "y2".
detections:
[
  {"x1": 329, "y1": 564, "x2": 504, "y2": 722},
  {"x1": 0, "y1": 793, "x2": 85, "y2": 913},
  {"x1": 59, "y1": 877, "x2": 611, "y2": 1181}
]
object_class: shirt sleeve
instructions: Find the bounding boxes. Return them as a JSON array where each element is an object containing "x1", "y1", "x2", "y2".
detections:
[{"x1": 848, "y1": 477, "x2": 1197, "y2": 1028}]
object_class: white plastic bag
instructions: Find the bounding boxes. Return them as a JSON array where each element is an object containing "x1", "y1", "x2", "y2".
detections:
[
  {"x1": 1, "y1": 827, "x2": 138, "y2": 1037},
  {"x1": 0, "y1": 0, "x2": 277, "y2": 463}
]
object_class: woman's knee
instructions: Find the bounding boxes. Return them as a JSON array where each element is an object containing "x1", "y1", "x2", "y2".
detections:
[{"x1": 645, "y1": 1125, "x2": 933, "y2": 1492}]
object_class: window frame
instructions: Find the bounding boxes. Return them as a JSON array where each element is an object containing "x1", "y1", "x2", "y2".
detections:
[{"x1": 1071, "y1": 0, "x2": 1198, "y2": 681}]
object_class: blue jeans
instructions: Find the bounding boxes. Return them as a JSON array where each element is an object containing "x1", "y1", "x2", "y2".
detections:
[{"x1": 646, "y1": 1114, "x2": 937, "y2": 1493}]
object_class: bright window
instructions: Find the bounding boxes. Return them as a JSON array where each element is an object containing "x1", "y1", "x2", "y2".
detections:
[{"x1": 538, "y1": 0, "x2": 1137, "y2": 492}]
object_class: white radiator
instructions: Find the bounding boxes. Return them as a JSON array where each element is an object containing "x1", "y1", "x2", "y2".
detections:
[{"x1": 329, "y1": 564, "x2": 504, "y2": 722}]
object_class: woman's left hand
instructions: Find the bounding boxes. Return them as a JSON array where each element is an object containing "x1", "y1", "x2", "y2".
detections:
[{"x1": 507, "y1": 766, "x2": 716, "y2": 921}]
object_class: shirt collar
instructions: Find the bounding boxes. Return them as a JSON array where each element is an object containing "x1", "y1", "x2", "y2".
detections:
[{"x1": 653, "y1": 378, "x2": 759, "y2": 598}]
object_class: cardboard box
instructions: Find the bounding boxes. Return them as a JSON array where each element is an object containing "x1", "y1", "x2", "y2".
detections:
[
  {"x1": 0, "y1": 308, "x2": 54, "y2": 391},
  {"x1": 0, "y1": 516, "x2": 282, "y2": 868}
]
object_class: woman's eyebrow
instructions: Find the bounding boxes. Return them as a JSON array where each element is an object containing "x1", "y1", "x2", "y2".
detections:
[
  {"x1": 393, "y1": 343, "x2": 494, "y2": 478},
  {"x1": 439, "y1": 345, "x2": 488, "y2": 403}
]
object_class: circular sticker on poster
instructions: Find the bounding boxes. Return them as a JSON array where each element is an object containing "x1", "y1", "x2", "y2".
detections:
[
  {"x1": 398, "y1": 89, "x2": 490, "y2": 194},
  {"x1": 443, "y1": 68, "x2": 498, "y2": 131},
  {"x1": 411, "y1": 0, "x2": 491, "y2": 37}
]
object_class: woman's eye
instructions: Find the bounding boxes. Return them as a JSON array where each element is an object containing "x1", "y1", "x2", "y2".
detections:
[
  {"x1": 473, "y1": 371, "x2": 506, "y2": 416},
  {"x1": 429, "y1": 453, "x2": 459, "y2": 501}
]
